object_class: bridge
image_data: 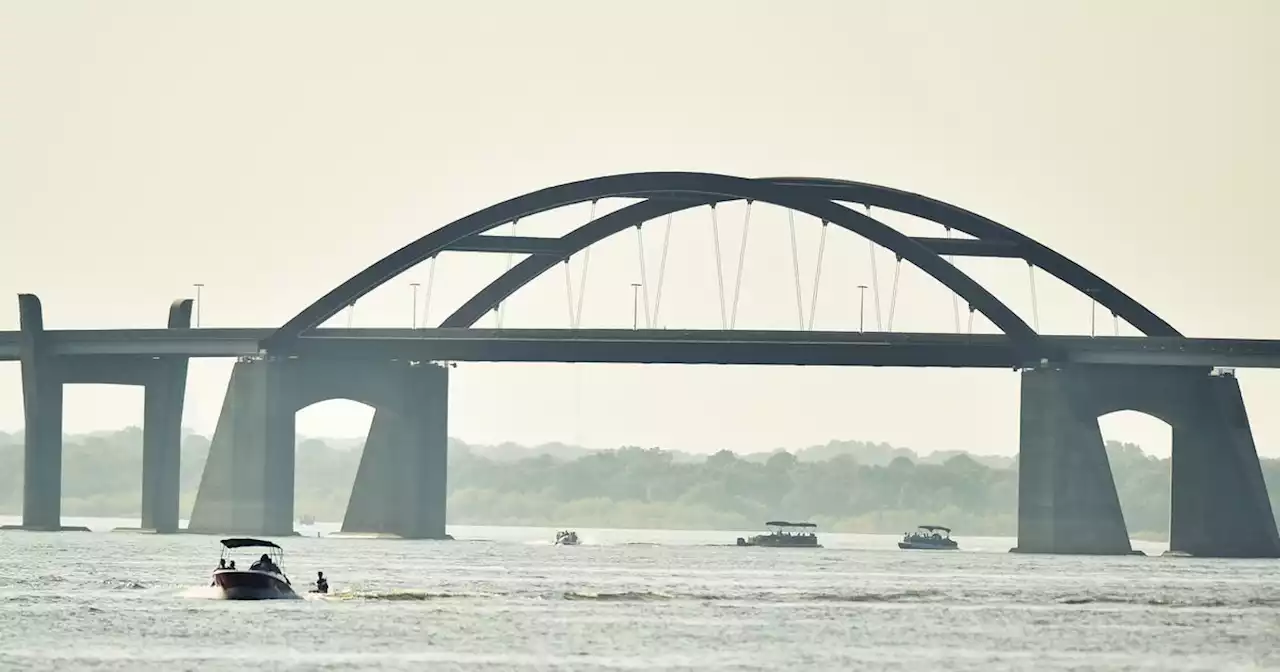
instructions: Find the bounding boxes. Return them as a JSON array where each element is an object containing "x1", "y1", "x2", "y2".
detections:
[
  {"x1": 5, "y1": 172, "x2": 1278, "y2": 560},
  {"x1": 6, "y1": 327, "x2": 1280, "y2": 367}
]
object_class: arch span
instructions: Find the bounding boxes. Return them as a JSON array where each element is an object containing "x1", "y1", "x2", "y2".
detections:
[
  {"x1": 444, "y1": 177, "x2": 1178, "y2": 338},
  {"x1": 262, "y1": 172, "x2": 1039, "y2": 352}
]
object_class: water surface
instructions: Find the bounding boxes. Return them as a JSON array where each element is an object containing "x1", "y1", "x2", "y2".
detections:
[{"x1": 0, "y1": 517, "x2": 1274, "y2": 670}]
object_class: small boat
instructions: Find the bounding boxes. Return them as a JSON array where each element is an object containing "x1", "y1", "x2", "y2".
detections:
[
  {"x1": 736, "y1": 521, "x2": 822, "y2": 548},
  {"x1": 210, "y1": 537, "x2": 299, "y2": 600},
  {"x1": 555, "y1": 530, "x2": 580, "y2": 546},
  {"x1": 298, "y1": 514, "x2": 316, "y2": 526},
  {"x1": 898, "y1": 525, "x2": 959, "y2": 550}
]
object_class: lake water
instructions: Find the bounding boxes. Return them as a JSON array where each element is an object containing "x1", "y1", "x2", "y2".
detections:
[{"x1": 0, "y1": 516, "x2": 1276, "y2": 670}]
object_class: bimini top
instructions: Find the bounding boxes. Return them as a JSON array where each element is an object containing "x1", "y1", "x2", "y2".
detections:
[
  {"x1": 917, "y1": 525, "x2": 952, "y2": 533},
  {"x1": 765, "y1": 521, "x2": 818, "y2": 528},
  {"x1": 220, "y1": 537, "x2": 282, "y2": 550}
]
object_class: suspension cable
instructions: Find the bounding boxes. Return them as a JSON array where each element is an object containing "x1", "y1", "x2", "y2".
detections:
[
  {"x1": 346, "y1": 301, "x2": 356, "y2": 328},
  {"x1": 1027, "y1": 262, "x2": 1041, "y2": 332},
  {"x1": 573, "y1": 200, "x2": 598, "y2": 329},
  {"x1": 807, "y1": 221, "x2": 830, "y2": 331},
  {"x1": 788, "y1": 209, "x2": 805, "y2": 329},
  {"x1": 652, "y1": 213, "x2": 673, "y2": 327},
  {"x1": 709, "y1": 204, "x2": 728, "y2": 329},
  {"x1": 868, "y1": 240, "x2": 883, "y2": 331},
  {"x1": 635, "y1": 224, "x2": 652, "y2": 328},
  {"x1": 1113, "y1": 312, "x2": 1120, "y2": 337},
  {"x1": 946, "y1": 227, "x2": 961, "y2": 333},
  {"x1": 887, "y1": 257, "x2": 903, "y2": 332},
  {"x1": 563, "y1": 259, "x2": 577, "y2": 327},
  {"x1": 422, "y1": 255, "x2": 438, "y2": 328},
  {"x1": 729, "y1": 201, "x2": 753, "y2": 329},
  {"x1": 966, "y1": 304, "x2": 976, "y2": 335},
  {"x1": 496, "y1": 219, "x2": 517, "y2": 329}
]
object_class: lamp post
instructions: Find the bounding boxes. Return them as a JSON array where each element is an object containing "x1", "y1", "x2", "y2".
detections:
[
  {"x1": 856, "y1": 284, "x2": 868, "y2": 333},
  {"x1": 410, "y1": 282, "x2": 421, "y2": 329},
  {"x1": 630, "y1": 283, "x2": 641, "y2": 330},
  {"x1": 192, "y1": 283, "x2": 204, "y2": 327}
]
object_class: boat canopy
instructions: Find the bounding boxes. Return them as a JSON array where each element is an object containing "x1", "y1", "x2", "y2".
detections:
[
  {"x1": 220, "y1": 537, "x2": 282, "y2": 550},
  {"x1": 917, "y1": 525, "x2": 952, "y2": 533},
  {"x1": 765, "y1": 521, "x2": 818, "y2": 528}
]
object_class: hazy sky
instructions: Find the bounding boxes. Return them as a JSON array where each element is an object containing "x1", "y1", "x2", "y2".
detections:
[{"x1": 2, "y1": 1, "x2": 1278, "y2": 457}]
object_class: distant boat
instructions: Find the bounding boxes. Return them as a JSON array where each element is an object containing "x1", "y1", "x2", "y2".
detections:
[
  {"x1": 555, "y1": 530, "x2": 580, "y2": 546},
  {"x1": 298, "y1": 514, "x2": 316, "y2": 526},
  {"x1": 898, "y1": 525, "x2": 959, "y2": 550},
  {"x1": 736, "y1": 521, "x2": 822, "y2": 548}
]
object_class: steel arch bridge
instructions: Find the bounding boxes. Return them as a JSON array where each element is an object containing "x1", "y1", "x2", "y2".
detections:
[{"x1": 260, "y1": 172, "x2": 1179, "y2": 354}]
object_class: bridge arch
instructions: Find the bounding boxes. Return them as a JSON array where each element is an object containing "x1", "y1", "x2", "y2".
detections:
[
  {"x1": 442, "y1": 177, "x2": 1179, "y2": 338},
  {"x1": 264, "y1": 172, "x2": 1040, "y2": 352}
]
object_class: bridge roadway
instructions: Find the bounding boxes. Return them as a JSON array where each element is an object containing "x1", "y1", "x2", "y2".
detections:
[{"x1": 1, "y1": 328, "x2": 1280, "y2": 368}]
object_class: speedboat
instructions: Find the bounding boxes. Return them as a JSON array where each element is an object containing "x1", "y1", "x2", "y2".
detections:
[
  {"x1": 555, "y1": 530, "x2": 580, "y2": 545},
  {"x1": 898, "y1": 525, "x2": 959, "y2": 550},
  {"x1": 210, "y1": 537, "x2": 299, "y2": 600},
  {"x1": 736, "y1": 521, "x2": 822, "y2": 548}
]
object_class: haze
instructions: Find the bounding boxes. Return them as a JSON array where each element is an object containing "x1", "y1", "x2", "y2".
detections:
[{"x1": 1, "y1": 1, "x2": 1277, "y2": 457}]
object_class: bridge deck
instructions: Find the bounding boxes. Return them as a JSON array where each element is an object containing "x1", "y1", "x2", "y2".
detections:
[{"x1": 0, "y1": 328, "x2": 1279, "y2": 367}]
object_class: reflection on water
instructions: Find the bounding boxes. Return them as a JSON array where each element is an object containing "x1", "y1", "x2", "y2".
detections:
[{"x1": 0, "y1": 516, "x2": 1273, "y2": 671}]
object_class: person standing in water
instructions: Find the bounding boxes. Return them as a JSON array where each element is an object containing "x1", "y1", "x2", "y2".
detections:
[{"x1": 314, "y1": 571, "x2": 329, "y2": 594}]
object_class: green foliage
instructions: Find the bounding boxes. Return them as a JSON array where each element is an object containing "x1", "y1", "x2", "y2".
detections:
[{"x1": 1, "y1": 430, "x2": 1278, "y2": 539}]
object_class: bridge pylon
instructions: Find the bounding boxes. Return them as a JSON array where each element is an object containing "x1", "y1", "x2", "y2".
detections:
[
  {"x1": 3, "y1": 293, "x2": 192, "y2": 534},
  {"x1": 1014, "y1": 364, "x2": 1280, "y2": 558},
  {"x1": 186, "y1": 354, "x2": 449, "y2": 539}
]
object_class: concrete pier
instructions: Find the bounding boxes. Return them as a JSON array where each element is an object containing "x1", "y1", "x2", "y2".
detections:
[
  {"x1": 5, "y1": 294, "x2": 192, "y2": 533},
  {"x1": 188, "y1": 357, "x2": 449, "y2": 539},
  {"x1": 1014, "y1": 365, "x2": 1280, "y2": 558}
]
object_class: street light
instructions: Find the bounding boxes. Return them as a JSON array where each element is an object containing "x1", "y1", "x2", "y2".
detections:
[
  {"x1": 856, "y1": 284, "x2": 868, "y2": 333},
  {"x1": 630, "y1": 283, "x2": 642, "y2": 330},
  {"x1": 192, "y1": 283, "x2": 204, "y2": 327},
  {"x1": 410, "y1": 282, "x2": 421, "y2": 329}
]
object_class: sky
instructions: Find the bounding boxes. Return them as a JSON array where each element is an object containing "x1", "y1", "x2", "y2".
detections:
[{"x1": 1, "y1": 1, "x2": 1278, "y2": 457}]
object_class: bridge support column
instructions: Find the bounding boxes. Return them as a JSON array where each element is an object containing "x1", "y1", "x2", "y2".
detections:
[
  {"x1": 187, "y1": 358, "x2": 295, "y2": 536},
  {"x1": 1013, "y1": 364, "x2": 1279, "y2": 558},
  {"x1": 342, "y1": 363, "x2": 449, "y2": 539},
  {"x1": 13, "y1": 294, "x2": 65, "y2": 531},
  {"x1": 139, "y1": 300, "x2": 194, "y2": 534},
  {"x1": 1013, "y1": 366, "x2": 1133, "y2": 555},
  {"x1": 1168, "y1": 374, "x2": 1280, "y2": 557}
]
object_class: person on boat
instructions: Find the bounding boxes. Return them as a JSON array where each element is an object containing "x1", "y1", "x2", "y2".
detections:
[
  {"x1": 250, "y1": 553, "x2": 279, "y2": 574},
  {"x1": 228, "y1": 560, "x2": 236, "y2": 570},
  {"x1": 314, "y1": 571, "x2": 328, "y2": 594},
  {"x1": 218, "y1": 558, "x2": 226, "y2": 570}
]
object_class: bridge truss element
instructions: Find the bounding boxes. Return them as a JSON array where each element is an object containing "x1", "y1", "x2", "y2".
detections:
[{"x1": 261, "y1": 173, "x2": 1179, "y2": 356}]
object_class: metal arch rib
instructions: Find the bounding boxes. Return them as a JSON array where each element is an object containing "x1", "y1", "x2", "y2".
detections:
[
  {"x1": 431, "y1": 177, "x2": 1039, "y2": 347},
  {"x1": 267, "y1": 173, "x2": 1041, "y2": 352},
  {"x1": 768, "y1": 177, "x2": 1181, "y2": 338}
]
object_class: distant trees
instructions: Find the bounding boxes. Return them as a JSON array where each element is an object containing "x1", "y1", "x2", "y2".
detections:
[{"x1": 0, "y1": 430, "x2": 1277, "y2": 539}]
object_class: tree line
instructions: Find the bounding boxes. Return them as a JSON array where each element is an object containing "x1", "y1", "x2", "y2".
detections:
[{"x1": 0, "y1": 429, "x2": 1277, "y2": 539}]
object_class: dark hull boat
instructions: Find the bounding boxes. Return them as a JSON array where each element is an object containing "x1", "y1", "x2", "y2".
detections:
[
  {"x1": 211, "y1": 537, "x2": 300, "y2": 600},
  {"x1": 212, "y1": 569, "x2": 299, "y2": 600},
  {"x1": 736, "y1": 521, "x2": 822, "y2": 548}
]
